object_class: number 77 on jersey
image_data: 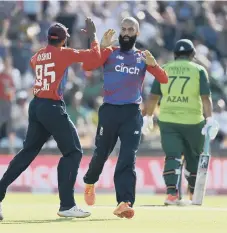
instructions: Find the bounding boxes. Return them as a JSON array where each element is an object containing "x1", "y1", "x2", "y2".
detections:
[{"x1": 166, "y1": 76, "x2": 190, "y2": 103}]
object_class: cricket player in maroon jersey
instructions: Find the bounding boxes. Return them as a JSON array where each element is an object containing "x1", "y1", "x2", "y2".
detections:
[{"x1": 0, "y1": 18, "x2": 100, "y2": 221}]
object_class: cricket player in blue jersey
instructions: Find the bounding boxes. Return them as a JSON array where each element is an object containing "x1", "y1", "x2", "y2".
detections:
[{"x1": 82, "y1": 17, "x2": 168, "y2": 218}]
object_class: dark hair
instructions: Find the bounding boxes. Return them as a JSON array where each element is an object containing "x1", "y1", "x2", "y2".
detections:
[
  {"x1": 174, "y1": 50, "x2": 195, "y2": 59},
  {"x1": 48, "y1": 38, "x2": 62, "y2": 46}
]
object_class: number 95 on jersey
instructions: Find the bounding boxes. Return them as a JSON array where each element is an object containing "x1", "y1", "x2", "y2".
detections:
[{"x1": 35, "y1": 63, "x2": 56, "y2": 91}]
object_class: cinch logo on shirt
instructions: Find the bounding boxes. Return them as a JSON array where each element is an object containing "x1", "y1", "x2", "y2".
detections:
[{"x1": 115, "y1": 63, "x2": 140, "y2": 75}]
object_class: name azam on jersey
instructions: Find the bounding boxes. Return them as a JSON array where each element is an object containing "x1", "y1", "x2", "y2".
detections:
[{"x1": 167, "y1": 95, "x2": 188, "y2": 103}]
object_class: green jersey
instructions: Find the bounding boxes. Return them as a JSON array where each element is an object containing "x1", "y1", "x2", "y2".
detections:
[{"x1": 151, "y1": 59, "x2": 211, "y2": 124}]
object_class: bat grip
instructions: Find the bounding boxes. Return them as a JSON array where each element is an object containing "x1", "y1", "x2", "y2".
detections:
[{"x1": 203, "y1": 126, "x2": 211, "y2": 154}]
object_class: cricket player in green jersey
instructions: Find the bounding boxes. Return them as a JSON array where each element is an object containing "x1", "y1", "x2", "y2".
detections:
[{"x1": 143, "y1": 39, "x2": 219, "y2": 205}]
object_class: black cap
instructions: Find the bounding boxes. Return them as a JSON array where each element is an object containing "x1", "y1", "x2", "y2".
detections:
[
  {"x1": 174, "y1": 39, "x2": 195, "y2": 54},
  {"x1": 48, "y1": 23, "x2": 70, "y2": 41}
]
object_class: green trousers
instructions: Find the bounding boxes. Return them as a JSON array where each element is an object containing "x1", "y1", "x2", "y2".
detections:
[{"x1": 158, "y1": 120, "x2": 205, "y2": 195}]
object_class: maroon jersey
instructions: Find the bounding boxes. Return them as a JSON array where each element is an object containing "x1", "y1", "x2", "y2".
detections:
[{"x1": 30, "y1": 41, "x2": 100, "y2": 100}]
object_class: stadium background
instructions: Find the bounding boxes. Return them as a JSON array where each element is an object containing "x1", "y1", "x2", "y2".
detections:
[{"x1": 0, "y1": 0, "x2": 227, "y2": 194}]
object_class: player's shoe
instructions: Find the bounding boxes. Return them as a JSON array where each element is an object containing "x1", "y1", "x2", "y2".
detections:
[
  {"x1": 0, "y1": 202, "x2": 3, "y2": 221},
  {"x1": 113, "y1": 202, "x2": 135, "y2": 219},
  {"x1": 57, "y1": 206, "x2": 91, "y2": 218},
  {"x1": 84, "y1": 184, "x2": 96, "y2": 206},
  {"x1": 164, "y1": 194, "x2": 192, "y2": 206},
  {"x1": 164, "y1": 194, "x2": 182, "y2": 206}
]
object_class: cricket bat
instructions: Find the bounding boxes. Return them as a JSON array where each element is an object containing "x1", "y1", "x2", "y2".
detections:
[{"x1": 192, "y1": 131, "x2": 211, "y2": 205}]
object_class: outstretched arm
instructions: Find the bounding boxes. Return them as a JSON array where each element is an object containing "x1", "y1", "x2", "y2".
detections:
[
  {"x1": 82, "y1": 47, "x2": 113, "y2": 71},
  {"x1": 64, "y1": 18, "x2": 101, "y2": 66},
  {"x1": 65, "y1": 40, "x2": 101, "y2": 64},
  {"x1": 82, "y1": 29, "x2": 117, "y2": 70}
]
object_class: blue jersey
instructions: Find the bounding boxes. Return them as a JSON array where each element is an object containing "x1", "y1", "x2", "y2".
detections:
[
  {"x1": 83, "y1": 47, "x2": 168, "y2": 105},
  {"x1": 103, "y1": 48, "x2": 146, "y2": 104}
]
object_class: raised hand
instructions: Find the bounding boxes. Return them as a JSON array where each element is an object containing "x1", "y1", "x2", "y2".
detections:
[
  {"x1": 101, "y1": 29, "x2": 118, "y2": 48},
  {"x1": 141, "y1": 50, "x2": 157, "y2": 67},
  {"x1": 81, "y1": 17, "x2": 96, "y2": 41}
]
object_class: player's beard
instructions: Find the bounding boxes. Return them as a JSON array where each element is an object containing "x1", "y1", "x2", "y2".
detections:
[{"x1": 119, "y1": 35, "x2": 137, "y2": 52}]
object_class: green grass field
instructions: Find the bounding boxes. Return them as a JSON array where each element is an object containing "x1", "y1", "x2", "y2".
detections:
[{"x1": 0, "y1": 193, "x2": 226, "y2": 233}]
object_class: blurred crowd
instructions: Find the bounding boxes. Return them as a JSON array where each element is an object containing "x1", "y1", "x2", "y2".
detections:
[{"x1": 1, "y1": 0, "x2": 227, "y2": 153}]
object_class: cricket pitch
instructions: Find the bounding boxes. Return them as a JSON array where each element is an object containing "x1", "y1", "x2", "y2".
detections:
[{"x1": 0, "y1": 193, "x2": 226, "y2": 233}]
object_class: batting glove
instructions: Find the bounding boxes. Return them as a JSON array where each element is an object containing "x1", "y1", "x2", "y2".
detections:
[
  {"x1": 142, "y1": 116, "x2": 154, "y2": 135},
  {"x1": 201, "y1": 117, "x2": 219, "y2": 140}
]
